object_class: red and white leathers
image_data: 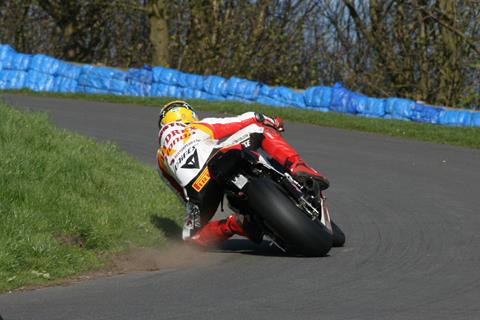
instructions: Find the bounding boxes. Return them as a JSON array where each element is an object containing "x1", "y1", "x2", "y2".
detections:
[{"x1": 156, "y1": 112, "x2": 327, "y2": 247}]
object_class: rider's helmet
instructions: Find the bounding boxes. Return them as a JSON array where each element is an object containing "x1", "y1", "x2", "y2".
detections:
[{"x1": 158, "y1": 100, "x2": 198, "y2": 128}]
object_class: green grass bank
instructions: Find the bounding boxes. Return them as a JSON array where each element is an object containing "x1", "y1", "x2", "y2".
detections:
[
  {"x1": 0, "y1": 101, "x2": 182, "y2": 292},
  {"x1": 5, "y1": 90, "x2": 480, "y2": 149}
]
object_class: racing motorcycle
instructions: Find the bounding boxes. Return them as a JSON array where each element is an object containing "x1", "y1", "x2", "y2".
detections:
[{"x1": 207, "y1": 135, "x2": 346, "y2": 257}]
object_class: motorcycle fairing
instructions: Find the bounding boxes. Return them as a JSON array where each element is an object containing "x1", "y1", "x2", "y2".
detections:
[{"x1": 159, "y1": 122, "x2": 264, "y2": 187}]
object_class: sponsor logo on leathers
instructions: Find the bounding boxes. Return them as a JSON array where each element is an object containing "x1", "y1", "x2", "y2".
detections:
[{"x1": 192, "y1": 167, "x2": 211, "y2": 192}]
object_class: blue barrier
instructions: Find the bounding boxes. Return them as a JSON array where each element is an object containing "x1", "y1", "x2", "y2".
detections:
[
  {"x1": 0, "y1": 45, "x2": 15, "y2": 69},
  {"x1": 256, "y1": 85, "x2": 286, "y2": 107},
  {"x1": 53, "y1": 77, "x2": 78, "y2": 93},
  {"x1": 78, "y1": 65, "x2": 128, "y2": 93},
  {"x1": 123, "y1": 81, "x2": 150, "y2": 97},
  {"x1": 177, "y1": 73, "x2": 204, "y2": 90},
  {"x1": 3, "y1": 53, "x2": 31, "y2": 71},
  {"x1": 78, "y1": 85, "x2": 111, "y2": 95},
  {"x1": 269, "y1": 86, "x2": 306, "y2": 108},
  {"x1": 0, "y1": 45, "x2": 14, "y2": 57},
  {"x1": 472, "y1": 113, "x2": 480, "y2": 127},
  {"x1": 410, "y1": 104, "x2": 444, "y2": 124},
  {"x1": 351, "y1": 97, "x2": 385, "y2": 118},
  {"x1": 385, "y1": 98, "x2": 415, "y2": 120},
  {"x1": 304, "y1": 86, "x2": 332, "y2": 109},
  {"x1": 0, "y1": 43, "x2": 479, "y2": 127},
  {"x1": 256, "y1": 85, "x2": 305, "y2": 108},
  {"x1": 56, "y1": 62, "x2": 82, "y2": 79},
  {"x1": 153, "y1": 67, "x2": 181, "y2": 85},
  {"x1": 127, "y1": 66, "x2": 153, "y2": 84},
  {"x1": 29, "y1": 54, "x2": 62, "y2": 75},
  {"x1": 25, "y1": 71, "x2": 55, "y2": 92},
  {"x1": 438, "y1": 110, "x2": 473, "y2": 126},
  {"x1": 182, "y1": 88, "x2": 206, "y2": 99},
  {"x1": 0, "y1": 70, "x2": 27, "y2": 89},
  {"x1": 203, "y1": 75, "x2": 228, "y2": 96},
  {"x1": 226, "y1": 77, "x2": 260, "y2": 101},
  {"x1": 151, "y1": 83, "x2": 183, "y2": 98},
  {"x1": 256, "y1": 96, "x2": 288, "y2": 108},
  {"x1": 330, "y1": 83, "x2": 358, "y2": 114},
  {"x1": 81, "y1": 65, "x2": 127, "y2": 80}
]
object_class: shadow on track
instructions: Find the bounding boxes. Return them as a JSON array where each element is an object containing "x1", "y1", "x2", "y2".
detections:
[
  {"x1": 216, "y1": 239, "x2": 291, "y2": 257},
  {"x1": 149, "y1": 215, "x2": 326, "y2": 258},
  {"x1": 150, "y1": 215, "x2": 182, "y2": 240}
]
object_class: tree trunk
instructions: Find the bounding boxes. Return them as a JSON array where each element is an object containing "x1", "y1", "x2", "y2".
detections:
[
  {"x1": 437, "y1": 0, "x2": 461, "y2": 106},
  {"x1": 149, "y1": 0, "x2": 169, "y2": 67},
  {"x1": 413, "y1": 0, "x2": 430, "y2": 100},
  {"x1": 63, "y1": 21, "x2": 77, "y2": 60}
]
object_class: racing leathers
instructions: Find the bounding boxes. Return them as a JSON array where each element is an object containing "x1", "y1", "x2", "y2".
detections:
[{"x1": 156, "y1": 112, "x2": 328, "y2": 247}]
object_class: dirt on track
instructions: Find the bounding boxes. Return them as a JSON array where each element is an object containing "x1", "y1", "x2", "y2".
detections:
[
  {"x1": 110, "y1": 242, "x2": 223, "y2": 273},
  {"x1": 9, "y1": 242, "x2": 225, "y2": 294}
]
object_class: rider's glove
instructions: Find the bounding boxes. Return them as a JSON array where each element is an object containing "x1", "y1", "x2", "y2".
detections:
[{"x1": 255, "y1": 112, "x2": 285, "y2": 132}]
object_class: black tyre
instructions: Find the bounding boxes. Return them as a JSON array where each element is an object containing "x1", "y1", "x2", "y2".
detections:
[
  {"x1": 331, "y1": 221, "x2": 346, "y2": 247},
  {"x1": 245, "y1": 177, "x2": 333, "y2": 256}
]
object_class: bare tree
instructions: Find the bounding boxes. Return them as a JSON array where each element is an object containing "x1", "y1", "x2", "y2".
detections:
[{"x1": 319, "y1": 0, "x2": 480, "y2": 107}]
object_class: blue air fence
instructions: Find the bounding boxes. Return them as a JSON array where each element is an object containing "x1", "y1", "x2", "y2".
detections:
[{"x1": 1, "y1": 44, "x2": 479, "y2": 127}]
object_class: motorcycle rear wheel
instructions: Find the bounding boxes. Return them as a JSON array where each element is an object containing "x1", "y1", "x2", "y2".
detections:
[
  {"x1": 245, "y1": 177, "x2": 333, "y2": 256},
  {"x1": 331, "y1": 221, "x2": 346, "y2": 247}
]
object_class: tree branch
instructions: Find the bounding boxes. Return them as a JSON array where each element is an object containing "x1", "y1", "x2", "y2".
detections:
[{"x1": 416, "y1": 5, "x2": 480, "y2": 55}]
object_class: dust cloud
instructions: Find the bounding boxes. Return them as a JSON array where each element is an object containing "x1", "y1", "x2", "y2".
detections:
[{"x1": 110, "y1": 242, "x2": 226, "y2": 273}]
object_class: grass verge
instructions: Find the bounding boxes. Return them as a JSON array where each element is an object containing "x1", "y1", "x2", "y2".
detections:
[
  {"x1": 4, "y1": 90, "x2": 480, "y2": 149},
  {"x1": 0, "y1": 101, "x2": 183, "y2": 292}
]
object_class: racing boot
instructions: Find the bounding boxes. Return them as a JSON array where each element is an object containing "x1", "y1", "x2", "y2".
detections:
[
  {"x1": 190, "y1": 214, "x2": 263, "y2": 247},
  {"x1": 286, "y1": 156, "x2": 330, "y2": 191},
  {"x1": 189, "y1": 219, "x2": 231, "y2": 247},
  {"x1": 260, "y1": 127, "x2": 329, "y2": 191},
  {"x1": 234, "y1": 214, "x2": 263, "y2": 244}
]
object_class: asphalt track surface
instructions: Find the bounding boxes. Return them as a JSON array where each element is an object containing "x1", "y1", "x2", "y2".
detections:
[{"x1": 1, "y1": 94, "x2": 480, "y2": 320}]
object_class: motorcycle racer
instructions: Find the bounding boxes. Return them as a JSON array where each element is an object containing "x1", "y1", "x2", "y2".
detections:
[{"x1": 156, "y1": 100, "x2": 329, "y2": 247}]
